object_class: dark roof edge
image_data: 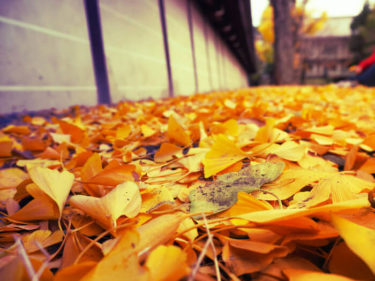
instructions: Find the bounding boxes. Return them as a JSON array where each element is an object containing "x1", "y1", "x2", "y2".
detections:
[{"x1": 193, "y1": 0, "x2": 257, "y2": 76}]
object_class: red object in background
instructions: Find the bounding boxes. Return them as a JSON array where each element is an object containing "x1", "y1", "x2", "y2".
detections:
[{"x1": 358, "y1": 49, "x2": 375, "y2": 71}]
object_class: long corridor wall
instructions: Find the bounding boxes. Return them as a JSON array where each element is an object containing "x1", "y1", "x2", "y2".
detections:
[{"x1": 0, "y1": 0, "x2": 248, "y2": 114}]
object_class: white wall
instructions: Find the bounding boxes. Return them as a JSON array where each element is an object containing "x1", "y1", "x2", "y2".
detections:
[
  {"x1": 0, "y1": 0, "x2": 97, "y2": 114},
  {"x1": 0, "y1": 0, "x2": 248, "y2": 114}
]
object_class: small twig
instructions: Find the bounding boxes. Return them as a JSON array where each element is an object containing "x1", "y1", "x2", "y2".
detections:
[
  {"x1": 34, "y1": 241, "x2": 50, "y2": 259},
  {"x1": 188, "y1": 213, "x2": 222, "y2": 281},
  {"x1": 71, "y1": 220, "x2": 95, "y2": 233},
  {"x1": 14, "y1": 236, "x2": 38, "y2": 281},
  {"x1": 259, "y1": 189, "x2": 283, "y2": 208},
  {"x1": 188, "y1": 232, "x2": 211, "y2": 281},
  {"x1": 202, "y1": 214, "x2": 221, "y2": 281}
]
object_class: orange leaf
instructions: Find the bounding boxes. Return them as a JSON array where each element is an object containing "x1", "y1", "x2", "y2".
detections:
[
  {"x1": 81, "y1": 228, "x2": 148, "y2": 281},
  {"x1": 145, "y1": 245, "x2": 190, "y2": 281},
  {"x1": 59, "y1": 120, "x2": 85, "y2": 143},
  {"x1": 136, "y1": 212, "x2": 185, "y2": 253},
  {"x1": 331, "y1": 214, "x2": 375, "y2": 274},
  {"x1": 202, "y1": 134, "x2": 247, "y2": 178},
  {"x1": 89, "y1": 164, "x2": 136, "y2": 186},
  {"x1": 283, "y1": 268, "x2": 353, "y2": 281},
  {"x1": 0, "y1": 135, "x2": 13, "y2": 157},
  {"x1": 0, "y1": 168, "x2": 28, "y2": 190},
  {"x1": 154, "y1": 143, "x2": 183, "y2": 163},
  {"x1": 167, "y1": 115, "x2": 191, "y2": 147},
  {"x1": 328, "y1": 241, "x2": 374, "y2": 280},
  {"x1": 69, "y1": 181, "x2": 141, "y2": 230}
]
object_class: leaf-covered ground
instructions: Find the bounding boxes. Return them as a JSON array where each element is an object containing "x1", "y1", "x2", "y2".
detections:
[{"x1": 1, "y1": 85, "x2": 375, "y2": 281}]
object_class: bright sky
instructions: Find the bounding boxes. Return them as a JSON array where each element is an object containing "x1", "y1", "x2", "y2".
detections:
[{"x1": 251, "y1": 0, "x2": 375, "y2": 26}]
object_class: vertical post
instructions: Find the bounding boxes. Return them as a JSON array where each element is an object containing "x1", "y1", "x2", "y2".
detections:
[
  {"x1": 187, "y1": 0, "x2": 198, "y2": 93},
  {"x1": 158, "y1": 0, "x2": 174, "y2": 97},
  {"x1": 84, "y1": 0, "x2": 111, "y2": 104},
  {"x1": 203, "y1": 21, "x2": 213, "y2": 90},
  {"x1": 214, "y1": 34, "x2": 222, "y2": 90}
]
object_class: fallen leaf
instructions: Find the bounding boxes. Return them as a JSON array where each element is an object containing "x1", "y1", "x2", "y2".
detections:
[
  {"x1": 145, "y1": 245, "x2": 189, "y2": 281},
  {"x1": 189, "y1": 162, "x2": 284, "y2": 218},
  {"x1": 202, "y1": 134, "x2": 248, "y2": 178},
  {"x1": 283, "y1": 268, "x2": 354, "y2": 281},
  {"x1": 167, "y1": 115, "x2": 191, "y2": 147},
  {"x1": 331, "y1": 214, "x2": 375, "y2": 275},
  {"x1": 28, "y1": 167, "x2": 74, "y2": 217},
  {"x1": 70, "y1": 181, "x2": 141, "y2": 230}
]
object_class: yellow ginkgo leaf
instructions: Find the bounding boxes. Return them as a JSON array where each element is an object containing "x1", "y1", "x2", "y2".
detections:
[
  {"x1": 211, "y1": 119, "x2": 239, "y2": 137},
  {"x1": 296, "y1": 173, "x2": 374, "y2": 208},
  {"x1": 145, "y1": 245, "x2": 189, "y2": 281},
  {"x1": 202, "y1": 134, "x2": 247, "y2": 178},
  {"x1": 10, "y1": 185, "x2": 59, "y2": 221},
  {"x1": 28, "y1": 167, "x2": 74, "y2": 217},
  {"x1": 272, "y1": 141, "x2": 306, "y2": 162},
  {"x1": 255, "y1": 168, "x2": 330, "y2": 201},
  {"x1": 21, "y1": 229, "x2": 64, "y2": 253},
  {"x1": 141, "y1": 124, "x2": 156, "y2": 138},
  {"x1": 0, "y1": 168, "x2": 28, "y2": 189},
  {"x1": 69, "y1": 181, "x2": 141, "y2": 230},
  {"x1": 81, "y1": 228, "x2": 149, "y2": 281},
  {"x1": 167, "y1": 115, "x2": 191, "y2": 147},
  {"x1": 331, "y1": 214, "x2": 375, "y2": 274},
  {"x1": 283, "y1": 268, "x2": 353, "y2": 281},
  {"x1": 154, "y1": 143, "x2": 183, "y2": 163}
]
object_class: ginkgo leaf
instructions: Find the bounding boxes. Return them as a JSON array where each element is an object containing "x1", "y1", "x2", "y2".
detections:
[
  {"x1": 189, "y1": 162, "x2": 284, "y2": 218},
  {"x1": 211, "y1": 119, "x2": 239, "y2": 137},
  {"x1": 0, "y1": 135, "x2": 13, "y2": 157},
  {"x1": 21, "y1": 229, "x2": 63, "y2": 253},
  {"x1": 328, "y1": 241, "x2": 374, "y2": 280},
  {"x1": 255, "y1": 118, "x2": 275, "y2": 143},
  {"x1": 136, "y1": 212, "x2": 185, "y2": 253},
  {"x1": 145, "y1": 245, "x2": 189, "y2": 281},
  {"x1": 116, "y1": 124, "x2": 131, "y2": 139},
  {"x1": 217, "y1": 192, "x2": 273, "y2": 218},
  {"x1": 81, "y1": 153, "x2": 102, "y2": 182},
  {"x1": 222, "y1": 236, "x2": 289, "y2": 275},
  {"x1": 167, "y1": 115, "x2": 191, "y2": 147},
  {"x1": 283, "y1": 268, "x2": 353, "y2": 281},
  {"x1": 61, "y1": 232, "x2": 103, "y2": 268},
  {"x1": 331, "y1": 214, "x2": 375, "y2": 274},
  {"x1": 202, "y1": 134, "x2": 248, "y2": 178},
  {"x1": 69, "y1": 181, "x2": 141, "y2": 230},
  {"x1": 0, "y1": 168, "x2": 28, "y2": 189},
  {"x1": 297, "y1": 173, "x2": 374, "y2": 207},
  {"x1": 58, "y1": 228, "x2": 148, "y2": 281},
  {"x1": 272, "y1": 141, "x2": 306, "y2": 162},
  {"x1": 237, "y1": 197, "x2": 370, "y2": 224},
  {"x1": 141, "y1": 124, "x2": 156, "y2": 137},
  {"x1": 28, "y1": 167, "x2": 74, "y2": 217},
  {"x1": 154, "y1": 143, "x2": 183, "y2": 163},
  {"x1": 255, "y1": 168, "x2": 331, "y2": 201},
  {"x1": 89, "y1": 164, "x2": 136, "y2": 186}
]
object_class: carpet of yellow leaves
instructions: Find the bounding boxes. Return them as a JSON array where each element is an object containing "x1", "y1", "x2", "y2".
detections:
[{"x1": 1, "y1": 85, "x2": 375, "y2": 281}]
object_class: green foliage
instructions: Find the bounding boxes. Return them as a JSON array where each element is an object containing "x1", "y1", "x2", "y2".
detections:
[{"x1": 349, "y1": 1, "x2": 375, "y2": 63}]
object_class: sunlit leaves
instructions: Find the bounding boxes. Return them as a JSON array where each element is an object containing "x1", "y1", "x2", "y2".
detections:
[
  {"x1": 202, "y1": 134, "x2": 247, "y2": 178},
  {"x1": 2, "y1": 85, "x2": 375, "y2": 280},
  {"x1": 331, "y1": 214, "x2": 375, "y2": 275},
  {"x1": 145, "y1": 245, "x2": 190, "y2": 281},
  {"x1": 69, "y1": 181, "x2": 141, "y2": 230}
]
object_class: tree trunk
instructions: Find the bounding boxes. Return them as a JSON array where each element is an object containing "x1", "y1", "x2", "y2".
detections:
[{"x1": 271, "y1": 0, "x2": 296, "y2": 84}]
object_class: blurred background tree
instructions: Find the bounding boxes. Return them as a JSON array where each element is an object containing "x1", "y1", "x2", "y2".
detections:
[
  {"x1": 255, "y1": 0, "x2": 326, "y2": 84},
  {"x1": 350, "y1": 1, "x2": 375, "y2": 64}
]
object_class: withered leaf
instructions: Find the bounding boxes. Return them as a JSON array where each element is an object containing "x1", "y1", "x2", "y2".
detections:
[{"x1": 189, "y1": 162, "x2": 284, "y2": 218}]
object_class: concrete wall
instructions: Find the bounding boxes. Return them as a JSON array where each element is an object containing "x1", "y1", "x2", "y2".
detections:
[{"x1": 0, "y1": 0, "x2": 248, "y2": 114}]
